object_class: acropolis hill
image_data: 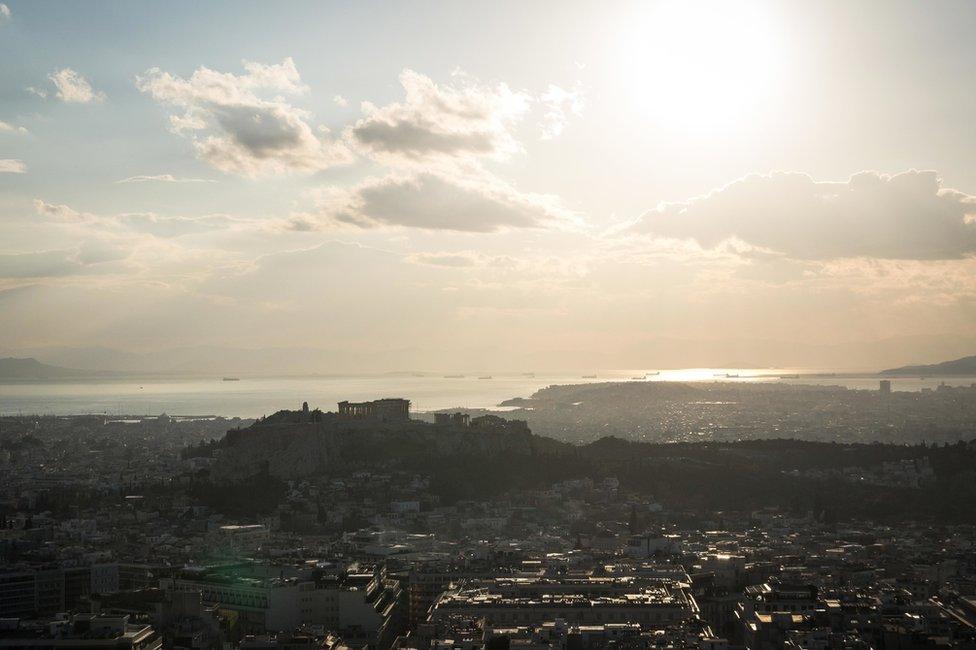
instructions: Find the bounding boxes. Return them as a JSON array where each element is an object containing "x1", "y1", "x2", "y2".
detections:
[{"x1": 210, "y1": 398, "x2": 570, "y2": 482}]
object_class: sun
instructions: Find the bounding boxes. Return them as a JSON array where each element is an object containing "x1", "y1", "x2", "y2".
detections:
[{"x1": 613, "y1": 1, "x2": 785, "y2": 130}]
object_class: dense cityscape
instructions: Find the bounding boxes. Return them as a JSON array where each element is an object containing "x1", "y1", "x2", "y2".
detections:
[
  {"x1": 476, "y1": 381, "x2": 976, "y2": 445},
  {"x1": 3, "y1": 388, "x2": 976, "y2": 649}
]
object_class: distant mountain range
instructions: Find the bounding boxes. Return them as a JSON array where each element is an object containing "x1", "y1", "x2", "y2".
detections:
[
  {"x1": 881, "y1": 354, "x2": 976, "y2": 376},
  {"x1": 0, "y1": 357, "x2": 122, "y2": 380}
]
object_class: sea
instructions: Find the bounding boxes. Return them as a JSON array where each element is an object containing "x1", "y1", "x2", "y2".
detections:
[{"x1": 0, "y1": 369, "x2": 973, "y2": 418}]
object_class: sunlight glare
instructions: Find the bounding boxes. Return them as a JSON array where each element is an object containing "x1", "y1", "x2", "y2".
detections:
[{"x1": 614, "y1": 1, "x2": 784, "y2": 130}]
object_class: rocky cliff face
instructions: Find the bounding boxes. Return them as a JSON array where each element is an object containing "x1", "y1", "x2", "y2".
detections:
[{"x1": 210, "y1": 410, "x2": 570, "y2": 481}]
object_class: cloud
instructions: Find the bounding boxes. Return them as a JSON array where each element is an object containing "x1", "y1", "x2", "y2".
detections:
[
  {"x1": 0, "y1": 250, "x2": 83, "y2": 279},
  {"x1": 540, "y1": 83, "x2": 584, "y2": 139},
  {"x1": 408, "y1": 252, "x2": 481, "y2": 268},
  {"x1": 333, "y1": 94, "x2": 348, "y2": 107},
  {"x1": 26, "y1": 86, "x2": 48, "y2": 99},
  {"x1": 24, "y1": 200, "x2": 257, "y2": 295},
  {"x1": 348, "y1": 69, "x2": 530, "y2": 164},
  {"x1": 198, "y1": 241, "x2": 419, "y2": 320},
  {"x1": 136, "y1": 58, "x2": 351, "y2": 176},
  {"x1": 629, "y1": 170, "x2": 976, "y2": 260},
  {"x1": 33, "y1": 199, "x2": 95, "y2": 222},
  {"x1": 291, "y1": 171, "x2": 578, "y2": 233},
  {"x1": 0, "y1": 245, "x2": 132, "y2": 280},
  {"x1": 73, "y1": 240, "x2": 131, "y2": 265},
  {"x1": 33, "y1": 199, "x2": 246, "y2": 239},
  {"x1": 406, "y1": 250, "x2": 524, "y2": 270},
  {"x1": 117, "y1": 213, "x2": 245, "y2": 238},
  {"x1": 116, "y1": 174, "x2": 215, "y2": 184},
  {"x1": 0, "y1": 3, "x2": 9, "y2": 23},
  {"x1": 0, "y1": 120, "x2": 28, "y2": 134},
  {"x1": 0, "y1": 159, "x2": 26, "y2": 173},
  {"x1": 48, "y1": 68, "x2": 106, "y2": 103}
]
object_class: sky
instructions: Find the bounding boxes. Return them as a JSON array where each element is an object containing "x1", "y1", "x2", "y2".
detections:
[{"x1": 1, "y1": 0, "x2": 975, "y2": 372}]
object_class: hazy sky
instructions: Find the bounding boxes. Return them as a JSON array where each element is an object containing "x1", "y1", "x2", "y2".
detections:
[{"x1": 1, "y1": 0, "x2": 975, "y2": 370}]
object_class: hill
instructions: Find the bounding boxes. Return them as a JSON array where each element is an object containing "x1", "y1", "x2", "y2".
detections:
[
  {"x1": 209, "y1": 408, "x2": 571, "y2": 485},
  {"x1": 201, "y1": 408, "x2": 976, "y2": 523},
  {"x1": 881, "y1": 354, "x2": 976, "y2": 376},
  {"x1": 0, "y1": 357, "x2": 109, "y2": 380}
]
